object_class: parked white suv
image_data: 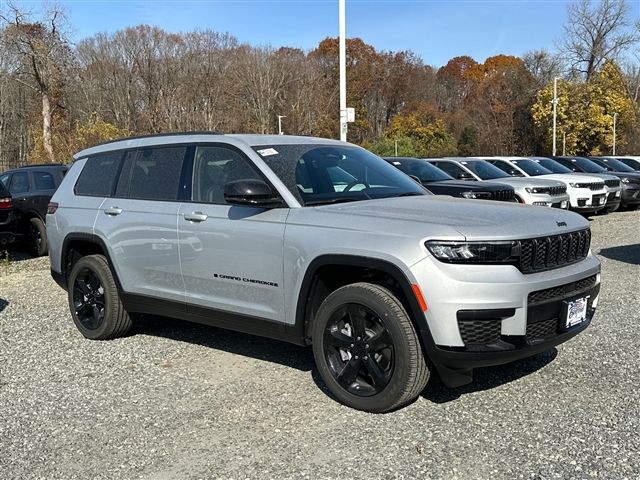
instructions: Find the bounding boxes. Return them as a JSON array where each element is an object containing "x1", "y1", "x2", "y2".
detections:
[{"x1": 481, "y1": 157, "x2": 616, "y2": 214}]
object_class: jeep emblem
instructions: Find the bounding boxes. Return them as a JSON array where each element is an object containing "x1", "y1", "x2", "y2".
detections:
[{"x1": 556, "y1": 221, "x2": 567, "y2": 227}]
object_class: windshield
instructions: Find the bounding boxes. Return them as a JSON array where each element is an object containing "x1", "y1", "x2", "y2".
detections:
[
  {"x1": 595, "y1": 158, "x2": 636, "y2": 172},
  {"x1": 566, "y1": 157, "x2": 607, "y2": 173},
  {"x1": 511, "y1": 159, "x2": 553, "y2": 176},
  {"x1": 253, "y1": 144, "x2": 427, "y2": 206},
  {"x1": 460, "y1": 160, "x2": 510, "y2": 180},
  {"x1": 534, "y1": 158, "x2": 573, "y2": 173},
  {"x1": 391, "y1": 159, "x2": 453, "y2": 182}
]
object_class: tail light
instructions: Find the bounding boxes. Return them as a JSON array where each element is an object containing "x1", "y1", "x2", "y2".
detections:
[
  {"x1": 0, "y1": 197, "x2": 12, "y2": 209},
  {"x1": 47, "y1": 202, "x2": 59, "y2": 214}
]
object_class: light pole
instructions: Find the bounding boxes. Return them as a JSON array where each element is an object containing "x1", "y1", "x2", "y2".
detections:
[
  {"x1": 339, "y1": 0, "x2": 347, "y2": 141},
  {"x1": 612, "y1": 112, "x2": 618, "y2": 155},
  {"x1": 277, "y1": 115, "x2": 286, "y2": 135},
  {"x1": 552, "y1": 77, "x2": 559, "y2": 156},
  {"x1": 562, "y1": 132, "x2": 566, "y2": 156}
]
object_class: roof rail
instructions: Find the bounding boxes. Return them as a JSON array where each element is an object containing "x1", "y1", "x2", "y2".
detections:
[{"x1": 91, "y1": 131, "x2": 223, "y2": 148}]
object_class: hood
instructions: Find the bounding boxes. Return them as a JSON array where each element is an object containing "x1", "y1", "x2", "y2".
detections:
[
  {"x1": 537, "y1": 173, "x2": 607, "y2": 184},
  {"x1": 426, "y1": 180, "x2": 512, "y2": 191},
  {"x1": 295, "y1": 195, "x2": 589, "y2": 242},
  {"x1": 484, "y1": 176, "x2": 565, "y2": 188}
]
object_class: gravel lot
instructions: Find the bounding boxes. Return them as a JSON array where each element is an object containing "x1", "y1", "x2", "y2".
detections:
[{"x1": 1, "y1": 210, "x2": 639, "y2": 479}]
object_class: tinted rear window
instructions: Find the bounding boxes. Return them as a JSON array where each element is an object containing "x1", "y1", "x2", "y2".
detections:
[
  {"x1": 0, "y1": 181, "x2": 9, "y2": 197},
  {"x1": 122, "y1": 146, "x2": 187, "y2": 201},
  {"x1": 75, "y1": 152, "x2": 123, "y2": 197},
  {"x1": 33, "y1": 171, "x2": 56, "y2": 190}
]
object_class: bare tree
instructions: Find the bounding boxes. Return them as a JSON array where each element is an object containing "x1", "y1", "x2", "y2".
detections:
[
  {"x1": 0, "y1": 2, "x2": 71, "y2": 162},
  {"x1": 523, "y1": 50, "x2": 562, "y2": 88},
  {"x1": 560, "y1": 0, "x2": 639, "y2": 81}
]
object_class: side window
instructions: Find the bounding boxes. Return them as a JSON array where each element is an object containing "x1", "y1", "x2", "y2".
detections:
[
  {"x1": 491, "y1": 161, "x2": 513, "y2": 174},
  {"x1": 9, "y1": 172, "x2": 30, "y2": 195},
  {"x1": 75, "y1": 152, "x2": 123, "y2": 197},
  {"x1": 434, "y1": 162, "x2": 464, "y2": 178},
  {"x1": 33, "y1": 171, "x2": 56, "y2": 190},
  {"x1": 125, "y1": 146, "x2": 187, "y2": 201},
  {"x1": 192, "y1": 146, "x2": 262, "y2": 204},
  {"x1": 0, "y1": 174, "x2": 10, "y2": 188}
]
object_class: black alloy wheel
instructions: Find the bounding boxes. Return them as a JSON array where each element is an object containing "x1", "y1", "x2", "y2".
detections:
[
  {"x1": 72, "y1": 267, "x2": 106, "y2": 331},
  {"x1": 323, "y1": 303, "x2": 394, "y2": 396}
]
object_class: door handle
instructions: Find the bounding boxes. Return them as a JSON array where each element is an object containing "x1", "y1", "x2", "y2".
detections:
[
  {"x1": 104, "y1": 207, "x2": 123, "y2": 216},
  {"x1": 184, "y1": 212, "x2": 208, "y2": 222}
]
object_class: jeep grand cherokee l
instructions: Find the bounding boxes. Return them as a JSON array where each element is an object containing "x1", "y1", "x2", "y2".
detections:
[
  {"x1": 47, "y1": 133, "x2": 601, "y2": 412},
  {"x1": 0, "y1": 164, "x2": 68, "y2": 255}
]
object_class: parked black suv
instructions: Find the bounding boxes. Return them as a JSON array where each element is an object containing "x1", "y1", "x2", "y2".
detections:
[
  {"x1": 0, "y1": 164, "x2": 67, "y2": 255},
  {"x1": 0, "y1": 181, "x2": 15, "y2": 248},
  {"x1": 383, "y1": 157, "x2": 515, "y2": 201}
]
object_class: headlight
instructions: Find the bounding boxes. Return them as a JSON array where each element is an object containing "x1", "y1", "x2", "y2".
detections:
[
  {"x1": 426, "y1": 241, "x2": 517, "y2": 264},
  {"x1": 525, "y1": 187, "x2": 550, "y2": 194},
  {"x1": 461, "y1": 191, "x2": 491, "y2": 199},
  {"x1": 621, "y1": 177, "x2": 630, "y2": 184}
]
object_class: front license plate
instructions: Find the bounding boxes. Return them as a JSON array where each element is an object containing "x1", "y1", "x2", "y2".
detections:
[
  {"x1": 561, "y1": 200, "x2": 568, "y2": 208},
  {"x1": 564, "y1": 296, "x2": 589, "y2": 328},
  {"x1": 599, "y1": 197, "x2": 606, "y2": 205}
]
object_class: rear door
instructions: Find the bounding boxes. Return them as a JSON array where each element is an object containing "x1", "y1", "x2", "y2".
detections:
[
  {"x1": 177, "y1": 144, "x2": 287, "y2": 321},
  {"x1": 93, "y1": 145, "x2": 188, "y2": 302}
]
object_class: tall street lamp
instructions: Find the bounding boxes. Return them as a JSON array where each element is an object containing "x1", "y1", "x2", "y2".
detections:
[
  {"x1": 612, "y1": 112, "x2": 618, "y2": 155},
  {"x1": 339, "y1": 0, "x2": 347, "y2": 141},
  {"x1": 552, "y1": 77, "x2": 559, "y2": 156}
]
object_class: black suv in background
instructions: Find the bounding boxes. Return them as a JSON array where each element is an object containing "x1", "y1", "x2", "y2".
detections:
[
  {"x1": 0, "y1": 181, "x2": 15, "y2": 248},
  {"x1": 0, "y1": 164, "x2": 67, "y2": 255},
  {"x1": 383, "y1": 157, "x2": 515, "y2": 201},
  {"x1": 552, "y1": 156, "x2": 640, "y2": 210}
]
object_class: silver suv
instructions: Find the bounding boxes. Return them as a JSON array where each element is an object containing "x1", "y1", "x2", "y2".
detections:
[{"x1": 47, "y1": 134, "x2": 601, "y2": 412}]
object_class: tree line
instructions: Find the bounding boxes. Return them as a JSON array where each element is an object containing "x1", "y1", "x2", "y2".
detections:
[{"x1": 0, "y1": 0, "x2": 638, "y2": 169}]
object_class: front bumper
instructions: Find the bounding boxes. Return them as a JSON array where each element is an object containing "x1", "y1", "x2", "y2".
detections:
[
  {"x1": 522, "y1": 193, "x2": 570, "y2": 208},
  {"x1": 621, "y1": 185, "x2": 640, "y2": 206},
  {"x1": 410, "y1": 254, "x2": 601, "y2": 387},
  {"x1": 570, "y1": 191, "x2": 607, "y2": 212}
]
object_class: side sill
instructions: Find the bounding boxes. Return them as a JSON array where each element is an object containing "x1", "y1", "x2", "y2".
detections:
[{"x1": 120, "y1": 292, "x2": 307, "y2": 346}]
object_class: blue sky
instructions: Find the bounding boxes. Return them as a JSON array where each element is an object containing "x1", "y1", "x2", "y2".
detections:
[{"x1": 19, "y1": 0, "x2": 576, "y2": 67}]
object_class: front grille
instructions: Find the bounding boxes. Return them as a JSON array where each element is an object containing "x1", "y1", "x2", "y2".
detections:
[
  {"x1": 605, "y1": 179, "x2": 620, "y2": 188},
  {"x1": 458, "y1": 319, "x2": 501, "y2": 345},
  {"x1": 489, "y1": 189, "x2": 515, "y2": 202},
  {"x1": 518, "y1": 229, "x2": 591, "y2": 273},
  {"x1": 528, "y1": 274, "x2": 597, "y2": 305},
  {"x1": 587, "y1": 182, "x2": 605, "y2": 191},
  {"x1": 549, "y1": 186, "x2": 567, "y2": 196}
]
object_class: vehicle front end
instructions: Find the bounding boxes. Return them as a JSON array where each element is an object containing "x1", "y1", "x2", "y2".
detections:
[
  {"x1": 408, "y1": 208, "x2": 600, "y2": 387},
  {"x1": 618, "y1": 176, "x2": 640, "y2": 208},
  {"x1": 502, "y1": 179, "x2": 570, "y2": 208}
]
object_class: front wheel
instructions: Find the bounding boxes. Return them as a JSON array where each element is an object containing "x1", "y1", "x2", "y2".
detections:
[{"x1": 311, "y1": 283, "x2": 430, "y2": 412}]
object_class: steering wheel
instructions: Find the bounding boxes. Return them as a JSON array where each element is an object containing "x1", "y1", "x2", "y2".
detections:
[{"x1": 343, "y1": 180, "x2": 370, "y2": 192}]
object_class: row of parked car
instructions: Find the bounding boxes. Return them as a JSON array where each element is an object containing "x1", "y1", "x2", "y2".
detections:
[
  {"x1": 384, "y1": 155, "x2": 640, "y2": 214},
  {"x1": 0, "y1": 154, "x2": 638, "y2": 258}
]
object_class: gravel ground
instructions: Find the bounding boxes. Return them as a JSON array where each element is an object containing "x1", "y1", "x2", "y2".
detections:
[{"x1": 1, "y1": 210, "x2": 639, "y2": 479}]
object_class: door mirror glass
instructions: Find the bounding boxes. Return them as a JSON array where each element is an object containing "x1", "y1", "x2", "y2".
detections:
[
  {"x1": 510, "y1": 169, "x2": 525, "y2": 177},
  {"x1": 457, "y1": 171, "x2": 473, "y2": 180},
  {"x1": 224, "y1": 179, "x2": 282, "y2": 208}
]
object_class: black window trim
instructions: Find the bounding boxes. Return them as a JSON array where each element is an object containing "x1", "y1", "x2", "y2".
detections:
[{"x1": 73, "y1": 151, "x2": 125, "y2": 198}]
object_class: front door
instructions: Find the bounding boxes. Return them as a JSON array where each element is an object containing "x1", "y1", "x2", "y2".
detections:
[{"x1": 178, "y1": 145, "x2": 287, "y2": 322}]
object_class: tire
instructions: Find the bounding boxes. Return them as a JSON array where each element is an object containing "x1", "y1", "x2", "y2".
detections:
[
  {"x1": 29, "y1": 217, "x2": 48, "y2": 257},
  {"x1": 67, "y1": 254, "x2": 132, "y2": 340},
  {"x1": 311, "y1": 282, "x2": 430, "y2": 413}
]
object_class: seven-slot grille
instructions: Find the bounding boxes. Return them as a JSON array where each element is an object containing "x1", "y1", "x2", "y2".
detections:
[
  {"x1": 489, "y1": 189, "x2": 515, "y2": 201},
  {"x1": 604, "y1": 179, "x2": 620, "y2": 188},
  {"x1": 585, "y1": 182, "x2": 605, "y2": 191},
  {"x1": 549, "y1": 186, "x2": 567, "y2": 196},
  {"x1": 518, "y1": 229, "x2": 591, "y2": 273}
]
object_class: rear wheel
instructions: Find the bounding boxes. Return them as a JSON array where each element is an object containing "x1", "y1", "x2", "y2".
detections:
[
  {"x1": 311, "y1": 282, "x2": 429, "y2": 413},
  {"x1": 68, "y1": 254, "x2": 132, "y2": 340},
  {"x1": 29, "y1": 217, "x2": 48, "y2": 257}
]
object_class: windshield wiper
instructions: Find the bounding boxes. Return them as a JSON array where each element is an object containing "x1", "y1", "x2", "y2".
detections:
[
  {"x1": 305, "y1": 197, "x2": 364, "y2": 206},
  {"x1": 394, "y1": 192, "x2": 425, "y2": 197}
]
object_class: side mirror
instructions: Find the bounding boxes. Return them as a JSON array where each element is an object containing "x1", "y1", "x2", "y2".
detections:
[
  {"x1": 457, "y1": 171, "x2": 473, "y2": 180},
  {"x1": 510, "y1": 169, "x2": 525, "y2": 177},
  {"x1": 224, "y1": 179, "x2": 283, "y2": 208},
  {"x1": 408, "y1": 174, "x2": 422, "y2": 184}
]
